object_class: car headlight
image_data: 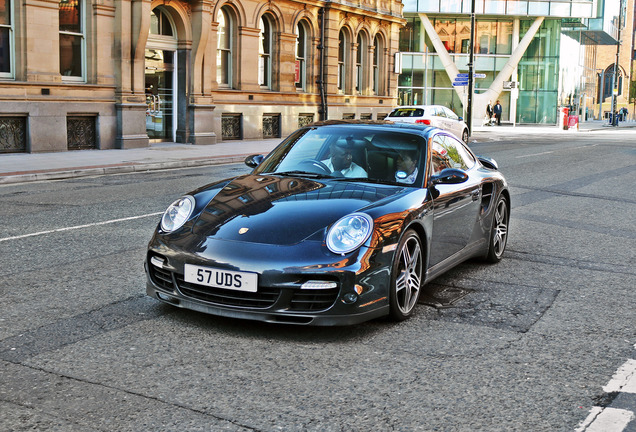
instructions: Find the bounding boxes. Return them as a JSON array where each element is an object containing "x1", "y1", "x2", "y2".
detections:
[
  {"x1": 326, "y1": 213, "x2": 373, "y2": 254},
  {"x1": 160, "y1": 195, "x2": 195, "y2": 232}
]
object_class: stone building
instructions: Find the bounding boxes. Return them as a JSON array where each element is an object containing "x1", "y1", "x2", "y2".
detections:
[{"x1": 0, "y1": 0, "x2": 404, "y2": 153}]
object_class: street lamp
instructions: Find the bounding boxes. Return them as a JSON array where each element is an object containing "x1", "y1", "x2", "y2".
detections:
[{"x1": 610, "y1": 0, "x2": 625, "y2": 126}]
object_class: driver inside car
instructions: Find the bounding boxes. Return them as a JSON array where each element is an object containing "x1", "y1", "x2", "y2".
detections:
[{"x1": 321, "y1": 141, "x2": 368, "y2": 178}]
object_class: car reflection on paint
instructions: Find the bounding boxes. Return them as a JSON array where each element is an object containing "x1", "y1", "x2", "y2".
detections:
[{"x1": 145, "y1": 120, "x2": 510, "y2": 326}]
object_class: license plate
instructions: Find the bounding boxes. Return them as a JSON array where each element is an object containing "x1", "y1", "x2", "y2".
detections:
[{"x1": 184, "y1": 264, "x2": 258, "y2": 293}]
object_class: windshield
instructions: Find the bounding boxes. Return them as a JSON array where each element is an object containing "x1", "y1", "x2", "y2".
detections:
[{"x1": 253, "y1": 126, "x2": 427, "y2": 185}]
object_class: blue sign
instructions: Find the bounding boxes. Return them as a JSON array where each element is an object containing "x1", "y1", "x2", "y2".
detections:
[
  {"x1": 456, "y1": 73, "x2": 486, "y2": 79},
  {"x1": 453, "y1": 79, "x2": 469, "y2": 85},
  {"x1": 452, "y1": 82, "x2": 468, "y2": 86}
]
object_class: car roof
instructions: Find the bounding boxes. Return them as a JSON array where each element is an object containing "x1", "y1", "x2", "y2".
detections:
[
  {"x1": 390, "y1": 105, "x2": 444, "y2": 110},
  {"x1": 307, "y1": 119, "x2": 438, "y2": 137}
]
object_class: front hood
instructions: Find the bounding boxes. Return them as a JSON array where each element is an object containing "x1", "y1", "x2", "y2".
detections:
[{"x1": 191, "y1": 174, "x2": 402, "y2": 245}]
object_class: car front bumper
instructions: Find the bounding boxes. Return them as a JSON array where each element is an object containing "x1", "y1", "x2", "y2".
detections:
[{"x1": 145, "y1": 234, "x2": 395, "y2": 326}]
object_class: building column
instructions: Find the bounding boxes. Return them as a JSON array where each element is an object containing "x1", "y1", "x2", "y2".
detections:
[
  {"x1": 115, "y1": 0, "x2": 151, "y2": 148},
  {"x1": 189, "y1": 0, "x2": 216, "y2": 144}
]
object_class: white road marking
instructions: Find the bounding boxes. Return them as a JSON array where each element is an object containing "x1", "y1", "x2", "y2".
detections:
[
  {"x1": 576, "y1": 408, "x2": 635, "y2": 432},
  {"x1": 577, "y1": 357, "x2": 636, "y2": 431},
  {"x1": 516, "y1": 150, "x2": 554, "y2": 158},
  {"x1": 604, "y1": 359, "x2": 636, "y2": 394},
  {"x1": 0, "y1": 212, "x2": 163, "y2": 243},
  {"x1": 515, "y1": 144, "x2": 599, "y2": 159}
]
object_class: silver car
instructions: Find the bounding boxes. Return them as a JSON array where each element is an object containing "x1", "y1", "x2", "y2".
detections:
[{"x1": 387, "y1": 105, "x2": 469, "y2": 143}]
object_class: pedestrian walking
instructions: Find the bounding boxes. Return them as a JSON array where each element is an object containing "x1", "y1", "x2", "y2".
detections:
[
  {"x1": 485, "y1": 101, "x2": 494, "y2": 126},
  {"x1": 494, "y1": 100, "x2": 502, "y2": 126}
]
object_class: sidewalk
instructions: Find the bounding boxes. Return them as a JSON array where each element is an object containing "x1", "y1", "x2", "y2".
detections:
[
  {"x1": 0, "y1": 138, "x2": 282, "y2": 185},
  {"x1": 1, "y1": 120, "x2": 635, "y2": 185}
]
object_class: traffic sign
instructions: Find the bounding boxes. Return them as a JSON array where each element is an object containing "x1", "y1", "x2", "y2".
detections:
[
  {"x1": 453, "y1": 79, "x2": 469, "y2": 84},
  {"x1": 456, "y1": 73, "x2": 486, "y2": 79},
  {"x1": 452, "y1": 82, "x2": 468, "y2": 86}
]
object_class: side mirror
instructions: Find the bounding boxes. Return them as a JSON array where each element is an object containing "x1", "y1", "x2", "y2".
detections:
[
  {"x1": 244, "y1": 154, "x2": 264, "y2": 168},
  {"x1": 477, "y1": 155, "x2": 498, "y2": 170},
  {"x1": 430, "y1": 168, "x2": 469, "y2": 185},
  {"x1": 458, "y1": 116, "x2": 464, "y2": 121}
]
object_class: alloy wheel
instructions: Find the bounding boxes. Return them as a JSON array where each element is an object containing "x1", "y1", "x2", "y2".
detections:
[{"x1": 394, "y1": 234, "x2": 422, "y2": 315}]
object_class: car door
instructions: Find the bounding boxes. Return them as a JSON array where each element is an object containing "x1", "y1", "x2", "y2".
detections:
[
  {"x1": 442, "y1": 107, "x2": 462, "y2": 138},
  {"x1": 431, "y1": 106, "x2": 446, "y2": 131},
  {"x1": 428, "y1": 133, "x2": 481, "y2": 267}
]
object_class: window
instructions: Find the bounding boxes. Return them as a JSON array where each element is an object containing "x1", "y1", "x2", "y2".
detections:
[
  {"x1": 0, "y1": 0, "x2": 13, "y2": 76},
  {"x1": 295, "y1": 21, "x2": 308, "y2": 91},
  {"x1": 150, "y1": 8, "x2": 173, "y2": 36},
  {"x1": 442, "y1": 107, "x2": 459, "y2": 121},
  {"x1": 338, "y1": 30, "x2": 349, "y2": 93},
  {"x1": 59, "y1": 0, "x2": 84, "y2": 79},
  {"x1": 431, "y1": 134, "x2": 474, "y2": 175},
  {"x1": 259, "y1": 15, "x2": 273, "y2": 88},
  {"x1": 372, "y1": 36, "x2": 382, "y2": 95},
  {"x1": 217, "y1": 8, "x2": 233, "y2": 87},
  {"x1": 355, "y1": 33, "x2": 367, "y2": 94}
]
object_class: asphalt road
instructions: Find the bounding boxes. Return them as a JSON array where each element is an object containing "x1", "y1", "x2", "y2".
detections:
[{"x1": 1, "y1": 129, "x2": 635, "y2": 431}]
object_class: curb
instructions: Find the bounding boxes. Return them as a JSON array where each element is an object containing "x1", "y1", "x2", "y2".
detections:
[{"x1": 0, "y1": 154, "x2": 251, "y2": 185}]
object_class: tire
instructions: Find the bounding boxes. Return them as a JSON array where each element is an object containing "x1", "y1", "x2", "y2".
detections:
[
  {"x1": 462, "y1": 129, "x2": 469, "y2": 143},
  {"x1": 485, "y1": 195, "x2": 509, "y2": 263},
  {"x1": 389, "y1": 229, "x2": 423, "y2": 321}
]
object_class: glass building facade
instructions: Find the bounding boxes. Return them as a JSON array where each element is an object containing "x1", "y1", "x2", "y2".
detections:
[{"x1": 398, "y1": 0, "x2": 595, "y2": 125}]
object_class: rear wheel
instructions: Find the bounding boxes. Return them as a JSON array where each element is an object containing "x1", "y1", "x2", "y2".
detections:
[
  {"x1": 462, "y1": 129, "x2": 469, "y2": 143},
  {"x1": 389, "y1": 229, "x2": 423, "y2": 321},
  {"x1": 485, "y1": 195, "x2": 509, "y2": 263}
]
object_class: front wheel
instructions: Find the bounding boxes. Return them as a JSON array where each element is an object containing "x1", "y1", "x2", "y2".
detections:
[
  {"x1": 485, "y1": 195, "x2": 509, "y2": 263},
  {"x1": 389, "y1": 229, "x2": 423, "y2": 321},
  {"x1": 462, "y1": 129, "x2": 469, "y2": 143}
]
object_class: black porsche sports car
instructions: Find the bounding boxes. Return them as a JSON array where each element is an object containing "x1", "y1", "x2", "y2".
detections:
[{"x1": 145, "y1": 121, "x2": 509, "y2": 325}]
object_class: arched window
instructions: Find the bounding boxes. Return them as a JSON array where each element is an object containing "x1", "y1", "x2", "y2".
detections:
[
  {"x1": 59, "y1": 0, "x2": 85, "y2": 80},
  {"x1": 355, "y1": 33, "x2": 367, "y2": 94},
  {"x1": 259, "y1": 15, "x2": 273, "y2": 89},
  {"x1": 296, "y1": 21, "x2": 308, "y2": 92},
  {"x1": 600, "y1": 64, "x2": 623, "y2": 100},
  {"x1": 373, "y1": 35, "x2": 383, "y2": 95},
  {"x1": 150, "y1": 8, "x2": 173, "y2": 36},
  {"x1": 338, "y1": 29, "x2": 349, "y2": 94},
  {"x1": 217, "y1": 8, "x2": 234, "y2": 88}
]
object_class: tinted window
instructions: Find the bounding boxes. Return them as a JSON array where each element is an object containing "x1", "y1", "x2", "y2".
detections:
[
  {"x1": 431, "y1": 134, "x2": 474, "y2": 174},
  {"x1": 254, "y1": 126, "x2": 426, "y2": 185},
  {"x1": 389, "y1": 108, "x2": 424, "y2": 118}
]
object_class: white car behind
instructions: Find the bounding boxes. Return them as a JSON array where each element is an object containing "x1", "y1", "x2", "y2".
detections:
[{"x1": 386, "y1": 105, "x2": 469, "y2": 143}]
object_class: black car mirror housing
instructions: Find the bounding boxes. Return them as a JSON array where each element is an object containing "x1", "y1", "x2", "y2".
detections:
[
  {"x1": 431, "y1": 168, "x2": 469, "y2": 185},
  {"x1": 245, "y1": 154, "x2": 265, "y2": 168}
]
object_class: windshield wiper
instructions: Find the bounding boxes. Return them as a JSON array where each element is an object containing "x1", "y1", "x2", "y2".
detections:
[
  {"x1": 275, "y1": 171, "x2": 332, "y2": 179},
  {"x1": 329, "y1": 176, "x2": 388, "y2": 184}
]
